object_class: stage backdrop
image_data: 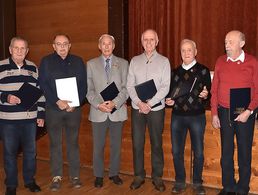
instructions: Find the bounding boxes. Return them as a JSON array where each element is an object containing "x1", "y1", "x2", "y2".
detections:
[{"x1": 128, "y1": 0, "x2": 258, "y2": 69}]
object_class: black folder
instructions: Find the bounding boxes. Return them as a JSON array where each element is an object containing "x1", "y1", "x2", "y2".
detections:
[
  {"x1": 171, "y1": 77, "x2": 197, "y2": 99},
  {"x1": 229, "y1": 87, "x2": 251, "y2": 121},
  {"x1": 100, "y1": 81, "x2": 119, "y2": 113},
  {"x1": 16, "y1": 82, "x2": 43, "y2": 110},
  {"x1": 135, "y1": 79, "x2": 161, "y2": 108}
]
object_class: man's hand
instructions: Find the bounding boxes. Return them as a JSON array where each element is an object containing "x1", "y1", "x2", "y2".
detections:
[
  {"x1": 7, "y1": 94, "x2": 21, "y2": 105},
  {"x1": 98, "y1": 101, "x2": 113, "y2": 113},
  {"x1": 105, "y1": 100, "x2": 116, "y2": 110},
  {"x1": 165, "y1": 98, "x2": 175, "y2": 106},
  {"x1": 56, "y1": 100, "x2": 71, "y2": 110},
  {"x1": 37, "y1": 119, "x2": 44, "y2": 127},
  {"x1": 234, "y1": 109, "x2": 252, "y2": 123},
  {"x1": 137, "y1": 101, "x2": 151, "y2": 114},
  {"x1": 212, "y1": 115, "x2": 221, "y2": 129},
  {"x1": 66, "y1": 107, "x2": 75, "y2": 112},
  {"x1": 199, "y1": 86, "x2": 208, "y2": 99}
]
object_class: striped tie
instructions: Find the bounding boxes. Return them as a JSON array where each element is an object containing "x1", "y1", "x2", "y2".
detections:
[{"x1": 105, "y1": 58, "x2": 110, "y2": 78}]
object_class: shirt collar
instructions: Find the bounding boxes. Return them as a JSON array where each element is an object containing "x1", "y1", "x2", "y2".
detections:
[
  {"x1": 144, "y1": 50, "x2": 157, "y2": 64},
  {"x1": 102, "y1": 54, "x2": 113, "y2": 66},
  {"x1": 9, "y1": 57, "x2": 27, "y2": 69},
  {"x1": 182, "y1": 59, "x2": 197, "y2": 70},
  {"x1": 54, "y1": 51, "x2": 71, "y2": 61},
  {"x1": 227, "y1": 50, "x2": 245, "y2": 62}
]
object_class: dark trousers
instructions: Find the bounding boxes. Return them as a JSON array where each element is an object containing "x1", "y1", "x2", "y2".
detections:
[
  {"x1": 46, "y1": 106, "x2": 82, "y2": 178},
  {"x1": 131, "y1": 108, "x2": 165, "y2": 179},
  {"x1": 92, "y1": 118, "x2": 123, "y2": 177},
  {"x1": 171, "y1": 113, "x2": 206, "y2": 184},
  {"x1": 218, "y1": 106, "x2": 255, "y2": 194},
  {"x1": 0, "y1": 122, "x2": 37, "y2": 187}
]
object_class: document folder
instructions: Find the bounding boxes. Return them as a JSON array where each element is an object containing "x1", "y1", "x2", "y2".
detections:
[
  {"x1": 229, "y1": 87, "x2": 251, "y2": 121},
  {"x1": 16, "y1": 82, "x2": 43, "y2": 110},
  {"x1": 135, "y1": 79, "x2": 161, "y2": 108},
  {"x1": 100, "y1": 81, "x2": 119, "y2": 113},
  {"x1": 171, "y1": 77, "x2": 197, "y2": 99}
]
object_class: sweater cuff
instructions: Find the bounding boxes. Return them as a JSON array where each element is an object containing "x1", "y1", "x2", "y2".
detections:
[{"x1": 0, "y1": 92, "x2": 8, "y2": 103}]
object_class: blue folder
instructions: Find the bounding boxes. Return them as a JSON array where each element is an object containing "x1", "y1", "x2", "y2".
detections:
[
  {"x1": 16, "y1": 82, "x2": 43, "y2": 110},
  {"x1": 229, "y1": 87, "x2": 251, "y2": 121}
]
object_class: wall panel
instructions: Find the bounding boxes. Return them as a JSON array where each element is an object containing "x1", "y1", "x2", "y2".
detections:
[{"x1": 16, "y1": 0, "x2": 108, "y2": 64}]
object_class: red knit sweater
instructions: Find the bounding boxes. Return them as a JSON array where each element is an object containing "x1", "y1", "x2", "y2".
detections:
[{"x1": 211, "y1": 53, "x2": 258, "y2": 116}]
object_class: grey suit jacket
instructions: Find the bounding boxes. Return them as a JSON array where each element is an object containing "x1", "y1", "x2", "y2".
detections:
[{"x1": 86, "y1": 55, "x2": 128, "y2": 122}]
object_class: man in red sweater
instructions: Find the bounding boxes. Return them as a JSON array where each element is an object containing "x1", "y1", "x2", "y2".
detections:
[{"x1": 211, "y1": 30, "x2": 258, "y2": 195}]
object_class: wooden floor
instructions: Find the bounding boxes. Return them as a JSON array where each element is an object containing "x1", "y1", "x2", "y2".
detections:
[{"x1": 0, "y1": 156, "x2": 225, "y2": 195}]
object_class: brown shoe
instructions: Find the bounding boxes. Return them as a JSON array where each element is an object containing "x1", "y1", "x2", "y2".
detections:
[
  {"x1": 152, "y1": 177, "x2": 166, "y2": 192},
  {"x1": 130, "y1": 176, "x2": 145, "y2": 190}
]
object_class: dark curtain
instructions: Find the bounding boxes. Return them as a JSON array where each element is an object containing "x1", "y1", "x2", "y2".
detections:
[{"x1": 129, "y1": 0, "x2": 258, "y2": 70}]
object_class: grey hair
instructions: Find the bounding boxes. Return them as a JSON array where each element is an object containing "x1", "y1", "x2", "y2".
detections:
[
  {"x1": 180, "y1": 39, "x2": 197, "y2": 49},
  {"x1": 239, "y1": 31, "x2": 245, "y2": 42},
  {"x1": 9, "y1": 36, "x2": 28, "y2": 48},
  {"x1": 98, "y1": 34, "x2": 115, "y2": 44}
]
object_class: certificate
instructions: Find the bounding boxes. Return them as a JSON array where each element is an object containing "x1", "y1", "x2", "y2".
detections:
[{"x1": 55, "y1": 77, "x2": 80, "y2": 107}]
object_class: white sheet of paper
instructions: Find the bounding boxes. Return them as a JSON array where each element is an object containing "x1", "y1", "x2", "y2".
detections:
[{"x1": 55, "y1": 77, "x2": 80, "y2": 107}]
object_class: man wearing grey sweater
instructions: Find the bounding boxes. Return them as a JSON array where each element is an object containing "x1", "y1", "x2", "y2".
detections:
[{"x1": 127, "y1": 29, "x2": 170, "y2": 192}]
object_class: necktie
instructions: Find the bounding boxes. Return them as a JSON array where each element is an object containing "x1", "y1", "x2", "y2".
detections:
[{"x1": 105, "y1": 58, "x2": 110, "y2": 78}]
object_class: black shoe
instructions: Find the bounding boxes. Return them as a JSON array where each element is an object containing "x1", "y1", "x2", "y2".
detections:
[
  {"x1": 24, "y1": 182, "x2": 41, "y2": 192},
  {"x1": 109, "y1": 175, "x2": 123, "y2": 185},
  {"x1": 236, "y1": 193, "x2": 247, "y2": 195},
  {"x1": 171, "y1": 183, "x2": 186, "y2": 194},
  {"x1": 152, "y1": 177, "x2": 166, "y2": 192},
  {"x1": 130, "y1": 176, "x2": 145, "y2": 190},
  {"x1": 193, "y1": 185, "x2": 206, "y2": 195},
  {"x1": 217, "y1": 189, "x2": 236, "y2": 195},
  {"x1": 94, "y1": 177, "x2": 103, "y2": 188},
  {"x1": 5, "y1": 187, "x2": 16, "y2": 195}
]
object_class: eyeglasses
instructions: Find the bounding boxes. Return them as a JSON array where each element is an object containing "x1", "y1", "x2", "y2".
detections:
[
  {"x1": 54, "y1": 42, "x2": 70, "y2": 47},
  {"x1": 12, "y1": 46, "x2": 27, "y2": 52}
]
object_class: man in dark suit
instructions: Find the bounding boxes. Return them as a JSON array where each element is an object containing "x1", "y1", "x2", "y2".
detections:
[
  {"x1": 86, "y1": 34, "x2": 128, "y2": 188},
  {"x1": 39, "y1": 34, "x2": 87, "y2": 191}
]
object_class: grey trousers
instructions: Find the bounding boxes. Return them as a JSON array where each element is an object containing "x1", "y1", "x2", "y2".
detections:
[
  {"x1": 92, "y1": 118, "x2": 123, "y2": 177},
  {"x1": 46, "y1": 106, "x2": 82, "y2": 178},
  {"x1": 131, "y1": 108, "x2": 165, "y2": 179}
]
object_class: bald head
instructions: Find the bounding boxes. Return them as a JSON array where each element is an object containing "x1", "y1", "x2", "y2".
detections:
[
  {"x1": 141, "y1": 29, "x2": 159, "y2": 56},
  {"x1": 141, "y1": 29, "x2": 159, "y2": 43},
  {"x1": 225, "y1": 30, "x2": 245, "y2": 59}
]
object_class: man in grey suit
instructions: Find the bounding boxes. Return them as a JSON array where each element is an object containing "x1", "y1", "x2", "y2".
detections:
[{"x1": 86, "y1": 34, "x2": 128, "y2": 188}]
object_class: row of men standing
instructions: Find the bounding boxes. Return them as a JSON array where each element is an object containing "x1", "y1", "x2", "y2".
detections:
[{"x1": 0, "y1": 29, "x2": 258, "y2": 195}]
